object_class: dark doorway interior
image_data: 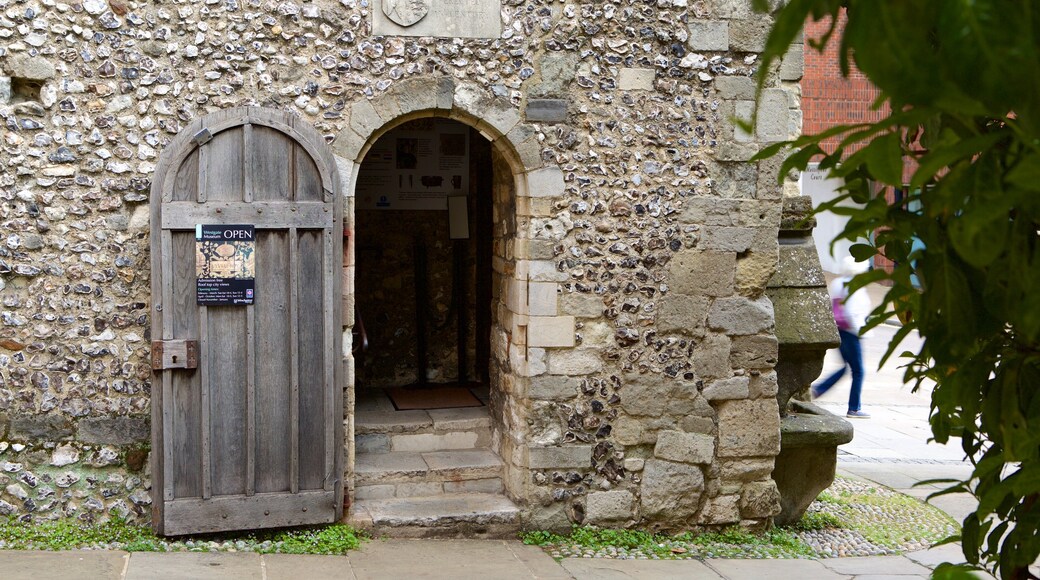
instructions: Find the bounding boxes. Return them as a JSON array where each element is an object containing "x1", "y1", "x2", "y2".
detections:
[{"x1": 354, "y1": 119, "x2": 493, "y2": 398}]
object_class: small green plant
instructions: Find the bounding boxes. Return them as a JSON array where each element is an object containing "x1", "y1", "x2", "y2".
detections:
[
  {"x1": 792, "y1": 511, "x2": 842, "y2": 532},
  {"x1": 0, "y1": 518, "x2": 364, "y2": 555}
]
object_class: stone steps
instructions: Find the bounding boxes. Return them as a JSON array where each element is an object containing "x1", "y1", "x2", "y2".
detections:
[
  {"x1": 355, "y1": 408, "x2": 492, "y2": 454},
  {"x1": 354, "y1": 449, "x2": 505, "y2": 499},
  {"x1": 349, "y1": 493, "x2": 520, "y2": 539}
]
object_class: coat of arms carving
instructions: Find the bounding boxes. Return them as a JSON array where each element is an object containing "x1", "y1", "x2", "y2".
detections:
[{"x1": 382, "y1": 0, "x2": 430, "y2": 27}]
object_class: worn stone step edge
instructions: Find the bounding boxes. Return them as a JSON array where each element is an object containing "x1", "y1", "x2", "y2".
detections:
[
  {"x1": 355, "y1": 410, "x2": 492, "y2": 435},
  {"x1": 355, "y1": 477, "x2": 504, "y2": 500},
  {"x1": 354, "y1": 450, "x2": 504, "y2": 485},
  {"x1": 356, "y1": 428, "x2": 492, "y2": 454},
  {"x1": 350, "y1": 492, "x2": 520, "y2": 529}
]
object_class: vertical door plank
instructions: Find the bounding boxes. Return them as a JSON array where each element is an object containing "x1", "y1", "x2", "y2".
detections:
[
  {"x1": 200, "y1": 305, "x2": 211, "y2": 499},
  {"x1": 171, "y1": 232, "x2": 203, "y2": 498},
  {"x1": 205, "y1": 128, "x2": 244, "y2": 201},
  {"x1": 208, "y1": 307, "x2": 248, "y2": 496},
  {"x1": 252, "y1": 127, "x2": 293, "y2": 201},
  {"x1": 297, "y1": 229, "x2": 326, "y2": 490},
  {"x1": 294, "y1": 144, "x2": 323, "y2": 202},
  {"x1": 289, "y1": 229, "x2": 300, "y2": 494},
  {"x1": 322, "y1": 229, "x2": 335, "y2": 489},
  {"x1": 243, "y1": 123, "x2": 254, "y2": 204},
  {"x1": 245, "y1": 303, "x2": 255, "y2": 497},
  {"x1": 171, "y1": 150, "x2": 199, "y2": 203},
  {"x1": 255, "y1": 231, "x2": 292, "y2": 493}
]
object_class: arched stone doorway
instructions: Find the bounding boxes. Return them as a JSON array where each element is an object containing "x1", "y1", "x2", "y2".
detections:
[{"x1": 334, "y1": 78, "x2": 571, "y2": 533}]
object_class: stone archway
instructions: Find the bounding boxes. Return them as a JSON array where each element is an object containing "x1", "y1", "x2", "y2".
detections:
[{"x1": 333, "y1": 78, "x2": 576, "y2": 526}]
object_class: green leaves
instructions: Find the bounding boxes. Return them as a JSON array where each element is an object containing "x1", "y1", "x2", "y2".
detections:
[{"x1": 752, "y1": 1, "x2": 1040, "y2": 577}]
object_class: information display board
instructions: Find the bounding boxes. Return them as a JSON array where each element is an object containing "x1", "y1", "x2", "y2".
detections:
[
  {"x1": 356, "y1": 118, "x2": 470, "y2": 210},
  {"x1": 196, "y1": 224, "x2": 256, "y2": 305}
]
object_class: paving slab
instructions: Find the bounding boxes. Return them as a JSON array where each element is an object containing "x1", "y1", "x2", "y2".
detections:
[
  {"x1": 849, "y1": 575, "x2": 929, "y2": 580},
  {"x1": 562, "y1": 558, "x2": 723, "y2": 579},
  {"x1": 126, "y1": 552, "x2": 261, "y2": 580},
  {"x1": 262, "y1": 553, "x2": 354, "y2": 579},
  {"x1": 349, "y1": 539, "x2": 569, "y2": 579},
  {"x1": 707, "y1": 558, "x2": 845, "y2": 579},
  {"x1": 0, "y1": 550, "x2": 128, "y2": 580},
  {"x1": 820, "y1": 555, "x2": 931, "y2": 576},
  {"x1": 358, "y1": 492, "x2": 518, "y2": 526}
]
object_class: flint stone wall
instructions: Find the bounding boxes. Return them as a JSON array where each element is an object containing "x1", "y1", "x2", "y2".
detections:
[{"x1": 0, "y1": 0, "x2": 801, "y2": 530}]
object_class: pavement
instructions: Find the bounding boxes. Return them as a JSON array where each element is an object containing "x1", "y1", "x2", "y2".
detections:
[{"x1": 0, "y1": 285, "x2": 996, "y2": 579}]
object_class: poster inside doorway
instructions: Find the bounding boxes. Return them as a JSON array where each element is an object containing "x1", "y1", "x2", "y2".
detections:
[
  {"x1": 196, "y1": 224, "x2": 256, "y2": 305},
  {"x1": 356, "y1": 118, "x2": 470, "y2": 210}
]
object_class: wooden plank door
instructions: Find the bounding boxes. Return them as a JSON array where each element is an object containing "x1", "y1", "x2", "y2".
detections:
[{"x1": 149, "y1": 107, "x2": 343, "y2": 535}]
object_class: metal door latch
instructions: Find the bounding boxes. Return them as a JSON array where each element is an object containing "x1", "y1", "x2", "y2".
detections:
[{"x1": 151, "y1": 340, "x2": 199, "y2": 370}]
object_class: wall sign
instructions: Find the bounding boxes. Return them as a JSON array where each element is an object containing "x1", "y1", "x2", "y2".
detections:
[
  {"x1": 372, "y1": 0, "x2": 502, "y2": 38},
  {"x1": 357, "y1": 118, "x2": 470, "y2": 211},
  {"x1": 196, "y1": 224, "x2": 256, "y2": 305}
]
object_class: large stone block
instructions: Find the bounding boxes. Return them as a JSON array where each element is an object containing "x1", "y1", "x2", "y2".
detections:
[
  {"x1": 688, "y1": 20, "x2": 729, "y2": 51},
  {"x1": 702, "y1": 376, "x2": 750, "y2": 401},
  {"x1": 657, "y1": 293, "x2": 709, "y2": 335},
  {"x1": 3, "y1": 54, "x2": 56, "y2": 80},
  {"x1": 526, "y1": 99, "x2": 568, "y2": 123},
  {"x1": 618, "y1": 68, "x2": 655, "y2": 91},
  {"x1": 707, "y1": 295, "x2": 774, "y2": 335},
  {"x1": 730, "y1": 335, "x2": 779, "y2": 369},
  {"x1": 735, "y1": 249, "x2": 780, "y2": 298},
  {"x1": 701, "y1": 494, "x2": 741, "y2": 525},
  {"x1": 780, "y1": 43, "x2": 804, "y2": 81},
  {"x1": 717, "y1": 399, "x2": 781, "y2": 458},
  {"x1": 9, "y1": 415, "x2": 75, "y2": 441},
  {"x1": 77, "y1": 416, "x2": 150, "y2": 445},
  {"x1": 560, "y1": 292, "x2": 605, "y2": 318},
  {"x1": 585, "y1": 490, "x2": 634, "y2": 523},
  {"x1": 528, "y1": 316, "x2": 576, "y2": 348},
  {"x1": 700, "y1": 226, "x2": 759, "y2": 253},
  {"x1": 668, "y1": 250, "x2": 736, "y2": 297},
  {"x1": 681, "y1": 198, "x2": 781, "y2": 228},
  {"x1": 547, "y1": 349, "x2": 602, "y2": 375},
  {"x1": 530, "y1": 52, "x2": 580, "y2": 98},
  {"x1": 729, "y1": 17, "x2": 773, "y2": 53},
  {"x1": 619, "y1": 373, "x2": 700, "y2": 418},
  {"x1": 524, "y1": 377, "x2": 575, "y2": 404},
  {"x1": 692, "y1": 333, "x2": 731, "y2": 379},
  {"x1": 529, "y1": 445, "x2": 592, "y2": 469},
  {"x1": 715, "y1": 76, "x2": 756, "y2": 100},
  {"x1": 740, "y1": 480, "x2": 781, "y2": 519},
  {"x1": 641, "y1": 459, "x2": 704, "y2": 519},
  {"x1": 654, "y1": 430, "x2": 714, "y2": 464},
  {"x1": 525, "y1": 166, "x2": 566, "y2": 198},
  {"x1": 754, "y1": 89, "x2": 792, "y2": 143},
  {"x1": 720, "y1": 458, "x2": 776, "y2": 483}
]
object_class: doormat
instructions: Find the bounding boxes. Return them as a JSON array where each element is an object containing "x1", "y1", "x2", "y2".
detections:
[{"x1": 386, "y1": 387, "x2": 484, "y2": 410}]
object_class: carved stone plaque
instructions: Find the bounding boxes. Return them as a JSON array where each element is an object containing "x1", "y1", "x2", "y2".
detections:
[
  {"x1": 382, "y1": 0, "x2": 430, "y2": 27},
  {"x1": 373, "y1": 0, "x2": 501, "y2": 39}
]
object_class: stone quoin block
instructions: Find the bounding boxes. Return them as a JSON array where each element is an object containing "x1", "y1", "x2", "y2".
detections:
[
  {"x1": 528, "y1": 446, "x2": 593, "y2": 469},
  {"x1": 585, "y1": 490, "x2": 635, "y2": 523},
  {"x1": 527, "y1": 316, "x2": 576, "y2": 348},
  {"x1": 688, "y1": 20, "x2": 730, "y2": 51},
  {"x1": 618, "y1": 68, "x2": 656, "y2": 91},
  {"x1": 654, "y1": 430, "x2": 715, "y2": 464}
]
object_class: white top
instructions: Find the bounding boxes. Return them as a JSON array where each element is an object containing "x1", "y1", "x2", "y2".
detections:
[{"x1": 830, "y1": 275, "x2": 872, "y2": 333}]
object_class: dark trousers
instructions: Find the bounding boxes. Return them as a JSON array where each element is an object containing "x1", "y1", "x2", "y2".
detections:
[{"x1": 813, "y1": 329, "x2": 864, "y2": 412}]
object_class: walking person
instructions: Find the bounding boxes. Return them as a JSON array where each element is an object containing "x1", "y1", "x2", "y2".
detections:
[{"x1": 812, "y1": 256, "x2": 872, "y2": 418}]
